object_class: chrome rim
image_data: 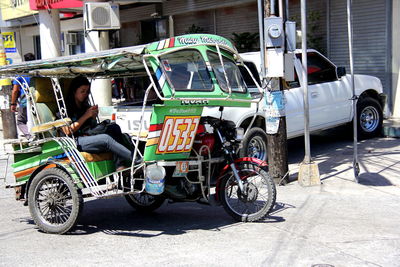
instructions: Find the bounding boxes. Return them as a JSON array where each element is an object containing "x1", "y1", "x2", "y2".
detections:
[
  {"x1": 247, "y1": 136, "x2": 267, "y2": 161},
  {"x1": 34, "y1": 177, "x2": 73, "y2": 226},
  {"x1": 360, "y1": 106, "x2": 379, "y2": 132}
]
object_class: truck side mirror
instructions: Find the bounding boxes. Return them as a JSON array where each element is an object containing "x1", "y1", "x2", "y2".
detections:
[{"x1": 337, "y1": 67, "x2": 346, "y2": 78}]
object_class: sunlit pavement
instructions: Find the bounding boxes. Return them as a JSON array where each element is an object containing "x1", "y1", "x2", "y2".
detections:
[{"x1": 0, "y1": 127, "x2": 399, "y2": 266}]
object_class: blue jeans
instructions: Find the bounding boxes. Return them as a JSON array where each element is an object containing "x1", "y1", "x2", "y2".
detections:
[{"x1": 76, "y1": 134, "x2": 132, "y2": 167}]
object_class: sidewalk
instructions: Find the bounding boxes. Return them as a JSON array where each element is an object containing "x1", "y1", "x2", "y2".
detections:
[
  {"x1": 0, "y1": 127, "x2": 399, "y2": 266},
  {"x1": 272, "y1": 132, "x2": 400, "y2": 266}
]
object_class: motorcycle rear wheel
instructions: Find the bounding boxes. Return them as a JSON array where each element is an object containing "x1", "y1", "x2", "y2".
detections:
[
  {"x1": 125, "y1": 193, "x2": 165, "y2": 212},
  {"x1": 219, "y1": 161, "x2": 276, "y2": 222}
]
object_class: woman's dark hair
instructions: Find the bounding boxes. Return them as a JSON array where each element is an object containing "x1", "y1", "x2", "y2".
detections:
[{"x1": 66, "y1": 76, "x2": 91, "y2": 115}]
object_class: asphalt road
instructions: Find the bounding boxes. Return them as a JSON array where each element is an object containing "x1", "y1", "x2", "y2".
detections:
[{"x1": 1, "y1": 128, "x2": 399, "y2": 266}]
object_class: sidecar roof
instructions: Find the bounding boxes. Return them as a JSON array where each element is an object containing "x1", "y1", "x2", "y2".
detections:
[{"x1": 0, "y1": 45, "x2": 147, "y2": 78}]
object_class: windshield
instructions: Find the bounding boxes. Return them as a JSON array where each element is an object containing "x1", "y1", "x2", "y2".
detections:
[
  {"x1": 160, "y1": 50, "x2": 213, "y2": 91},
  {"x1": 207, "y1": 52, "x2": 247, "y2": 93}
]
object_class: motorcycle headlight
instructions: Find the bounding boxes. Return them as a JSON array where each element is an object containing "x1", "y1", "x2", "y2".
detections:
[{"x1": 235, "y1": 127, "x2": 245, "y2": 141}]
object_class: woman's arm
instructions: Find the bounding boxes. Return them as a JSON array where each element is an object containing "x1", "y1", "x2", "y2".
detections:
[{"x1": 62, "y1": 105, "x2": 98, "y2": 136}]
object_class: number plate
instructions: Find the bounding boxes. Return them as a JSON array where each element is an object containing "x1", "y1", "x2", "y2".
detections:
[
  {"x1": 156, "y1": 116, "x2": 200, "y2": 154},
  {"x1": 173, "y1": 161, "x2": 189, "y2": 177}
]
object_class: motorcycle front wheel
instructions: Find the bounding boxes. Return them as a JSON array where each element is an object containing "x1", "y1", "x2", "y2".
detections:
[{"x1": 219, "y1": 161, "x2": 276, "y2": 222}]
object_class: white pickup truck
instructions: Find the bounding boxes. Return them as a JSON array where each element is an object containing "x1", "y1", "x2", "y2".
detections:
[{"x1": 204, "y1": 50, "x2": 386, "y2": 161}]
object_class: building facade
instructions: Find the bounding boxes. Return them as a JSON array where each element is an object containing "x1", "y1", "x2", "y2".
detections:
[{"x1": 0, "y1": 0, "x2": 398, "y2": 115}]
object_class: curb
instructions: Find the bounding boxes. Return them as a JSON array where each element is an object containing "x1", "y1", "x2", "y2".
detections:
[{"x1": 383, "y1": 118, "x2": 400, "y2": 138}]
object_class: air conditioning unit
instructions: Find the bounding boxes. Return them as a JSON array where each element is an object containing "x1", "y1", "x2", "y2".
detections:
[
  {"x1": 65, "y1": 33, "x2": 77, "y2": 45},
  {"x1": 84, "y1": 2, "x2": 120, "y2": 31}
]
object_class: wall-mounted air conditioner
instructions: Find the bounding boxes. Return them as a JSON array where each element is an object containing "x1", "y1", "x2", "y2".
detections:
[
  {"x1": 65, "y1": 33, "x2": 77, "y2": 45},
  {"x1": 84, "y1": 2, "x2": 120, "y2": 31}
]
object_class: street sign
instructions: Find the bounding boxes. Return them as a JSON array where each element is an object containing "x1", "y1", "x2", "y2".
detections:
[{"x1": 2, "y1": 32, "x2": 17, "y2": 53}]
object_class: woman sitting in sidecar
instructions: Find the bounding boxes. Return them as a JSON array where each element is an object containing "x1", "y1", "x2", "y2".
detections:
[{"x1": 58, "y1": 76, "x2": 134, "y2": 171}]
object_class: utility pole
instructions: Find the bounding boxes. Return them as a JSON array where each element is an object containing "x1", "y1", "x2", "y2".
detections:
[
  {"x1": 259, "y1": 0, "x2": 289, "y2": 184},
  {"x1": 0, "y1": 33, "x2": 17, "y2": 139},
  {"x1": 297, "y1": 0, "x2": 320, "y2": 186}
]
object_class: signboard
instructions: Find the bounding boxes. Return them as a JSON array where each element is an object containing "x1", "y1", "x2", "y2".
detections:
[
  {"x1": 29, "y1": 0, "x2": 82, "y2": 10},
  {"x1": 0, "y1": 0, "x2": 37, "y2": 20},
  {"x1": 2, "y1": 32, "x2": 17, "y2": 53}
]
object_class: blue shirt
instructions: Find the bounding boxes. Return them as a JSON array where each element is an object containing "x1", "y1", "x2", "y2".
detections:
[{"x1": 12, "y1": 76, "x2": 31, "y2": 108}]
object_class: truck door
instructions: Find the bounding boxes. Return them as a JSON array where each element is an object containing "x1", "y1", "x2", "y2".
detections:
[{"x1": 295, "y1": 52, "x2": 352, "y2": 130}]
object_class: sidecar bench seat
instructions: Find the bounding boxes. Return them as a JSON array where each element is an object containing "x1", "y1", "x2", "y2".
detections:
[
  {"x1": 31, "y1": 117, "x2": 72, "y2": 134},
  {"x1": 31, "y1": 102, "x2": 71, "y2": 135},
  {"x1": 80, "y1": 152, "x2": 113, "y2": 162}
]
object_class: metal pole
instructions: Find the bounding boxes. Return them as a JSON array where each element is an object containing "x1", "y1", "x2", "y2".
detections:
[
  {"x1": 285, "y1": 0, "x2": 289, "y2": 20},
  {"x1": 0, "y1": 31, "x2": 17, "y2": 139},
  {"x1": 301, "y1": 0, "x2": 311, "y2": 164},
  {"x1": 257, "y1": 0, "x2": 266, "y2": 79},
  {"x1": 271, "y1": 0, "x2": 276, "y2": 16},
  {"x1": 347, "y1": 0, "x2": 360, "y2": 180}
]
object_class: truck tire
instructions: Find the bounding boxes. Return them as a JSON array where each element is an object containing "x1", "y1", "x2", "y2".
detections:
[
  {"x1": 356, "y1": 97, "x2": 383, "y2": 139},
  {"x1": 240, "y1": 127, "x2": 268, "y2": 161}
]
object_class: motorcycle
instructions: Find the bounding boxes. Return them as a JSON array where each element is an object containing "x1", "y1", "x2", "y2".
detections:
[{"x1": 124, "y1": 115, "x2": 276, "y2": 222}]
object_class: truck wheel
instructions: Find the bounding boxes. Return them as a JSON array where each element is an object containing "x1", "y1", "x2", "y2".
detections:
[
  {"x1": 356, "y1": 97, "x2": 383, "y2": 139},
  {"x1": 28, "y1": 168, "x2": 83, "y2": 234},
  {"x1": 240, "y1": 127, "x2": 268, "y2": 161},
  {"x1": 125, "y1": 193, "x2": 165, "y2": 212}
]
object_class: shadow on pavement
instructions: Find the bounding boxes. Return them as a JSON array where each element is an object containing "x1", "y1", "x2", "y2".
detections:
[
  {"x1": 287, "y1": 126, "x2": 400, "y2": 184},
  {"x1": 357, "y1": 172, "x2": 393, "y2": 186},
  {"x1": 31, "y1": 197, "x2": 285, "y2": 236}
]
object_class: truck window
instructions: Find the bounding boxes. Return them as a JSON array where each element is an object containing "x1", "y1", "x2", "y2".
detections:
[
  {"x1": 296, "y1": 52, "x2": 337, "y2": 85},
  {"x1": 160, "y1": 50, "x2": 213, "y2": 91},
  {"x1": 208, "y1": 52, "x2": 247, "y2": 93},
  {"x1": 119, "y1": 73, "x2": 163, "y2": 106},
  {"x1": 239, "y1": 62, "x2": 260, "y2": 89}
]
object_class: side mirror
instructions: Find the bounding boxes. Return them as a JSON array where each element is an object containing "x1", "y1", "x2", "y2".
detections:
[{"x1": 337, "y1": 67, "x2": 346, "y2": 78}]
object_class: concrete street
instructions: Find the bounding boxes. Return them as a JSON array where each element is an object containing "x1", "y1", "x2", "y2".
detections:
[{"x1": 0, "y1": 128, "x2": 399, "y2": 267}]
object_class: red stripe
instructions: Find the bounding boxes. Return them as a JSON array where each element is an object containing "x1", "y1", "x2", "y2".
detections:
[
  {"x1": 169, "y1": 37, "x2": 175, "y2": 48},
  {"x1": 149, "y1": 123, "x2": 163, "y2": 131}
]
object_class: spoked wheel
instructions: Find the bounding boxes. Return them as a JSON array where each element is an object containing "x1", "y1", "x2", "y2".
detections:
[
  {"x1": 219, "y1": 161, "x2": 276, "y2": 222},
  {"x1": 125, "y1": 193, "x2": 165, "y2": 212},
  {"x1": 28, "y1": 168, "x2": 83, "y2": 234}
]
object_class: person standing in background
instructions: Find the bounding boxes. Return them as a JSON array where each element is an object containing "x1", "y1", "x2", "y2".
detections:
[{"x1": 10, "y1": 53, "x2": 35, "y2": 139}]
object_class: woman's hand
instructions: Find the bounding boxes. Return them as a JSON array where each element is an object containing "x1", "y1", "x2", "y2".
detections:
[
  {"x1": 84, "y1": 105, "x2": 98, "y2": 119},
  {"x1": 62, "y1": 105, "x2": 98, "y2": 136}
]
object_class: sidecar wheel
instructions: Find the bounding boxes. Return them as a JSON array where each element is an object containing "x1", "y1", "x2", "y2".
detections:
[
  {"x1": 125, "y1": 193, "x2": 165, "y2": 212},
  {"x1": 28, "y1": 168, "x2": 83, "y2": 234},
  {"x1": 219, "y1": 161, "x2": 276, "y2": 222}
]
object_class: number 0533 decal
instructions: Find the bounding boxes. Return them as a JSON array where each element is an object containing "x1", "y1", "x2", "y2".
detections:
[{"x1": 156, "y1": 116, "x2": 200, "y2": 154}]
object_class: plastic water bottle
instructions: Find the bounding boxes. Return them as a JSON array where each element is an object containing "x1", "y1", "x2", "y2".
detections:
[{"x1": 145, "y1": 164, "x2": 166, "y2": 195}]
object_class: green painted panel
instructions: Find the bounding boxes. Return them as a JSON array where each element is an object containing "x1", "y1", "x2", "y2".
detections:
[
  {"x1": 87, "y1": 160, "x2": 115, "y2": 180},
  {"x1": 143, "y1": 105, "x2": 203, "y2": 161},
  {"x1": 146, "y1": 34, "x2": 236, "y2": 53}
]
